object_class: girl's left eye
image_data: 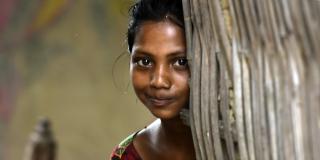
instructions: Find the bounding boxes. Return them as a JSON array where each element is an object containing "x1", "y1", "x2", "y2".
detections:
[{"x1": 173, "y1": 58, "x2": 188, "y2": 67}]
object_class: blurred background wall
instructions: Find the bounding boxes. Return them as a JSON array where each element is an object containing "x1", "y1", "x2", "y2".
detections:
[{"x1": 0, "y1": 0, "x2": 154, "y2": 159}]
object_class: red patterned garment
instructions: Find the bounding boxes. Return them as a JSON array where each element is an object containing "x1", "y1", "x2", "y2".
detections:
[{"x1": 110, "y1": 132, "x2": 142, "y2": 160}]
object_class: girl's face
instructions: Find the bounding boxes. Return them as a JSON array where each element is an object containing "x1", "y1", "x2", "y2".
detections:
[{"x1": 130, "y1": 21, "x2": 189, "y2": 120}]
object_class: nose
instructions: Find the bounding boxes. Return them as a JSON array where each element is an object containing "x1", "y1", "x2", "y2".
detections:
[{"x1": 150, "y1": 64, "x2": 171, "y2": 89}]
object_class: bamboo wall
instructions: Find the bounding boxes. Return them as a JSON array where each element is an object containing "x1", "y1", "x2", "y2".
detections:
[{"x1": 182, "y1": 0, "x2": 320, "y2": 159}]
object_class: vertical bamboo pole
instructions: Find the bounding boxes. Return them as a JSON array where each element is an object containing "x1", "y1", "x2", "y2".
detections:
[{"x1": 182, "y1": 0, "x2": 320, "y2": 159}]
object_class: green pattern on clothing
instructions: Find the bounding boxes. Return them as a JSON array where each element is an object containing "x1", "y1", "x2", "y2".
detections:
[{"x1": 114, "y1": 133, "x2": 135, "y2": 157}]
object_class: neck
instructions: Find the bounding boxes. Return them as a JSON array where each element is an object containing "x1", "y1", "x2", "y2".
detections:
[
  {"x1": 137, "y1": 117, "x2": 196, "y2": 159},
  {"x1": 160, "y1": 117, "x2": 190, "y2": 135},
  {"x1": 158, "y1": 117, "x2": 194, "y2": 149}
]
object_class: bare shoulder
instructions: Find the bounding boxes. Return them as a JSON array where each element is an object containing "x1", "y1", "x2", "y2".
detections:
[{"x1": 133, "y1": 119, "x2": 161, "y2": 159}]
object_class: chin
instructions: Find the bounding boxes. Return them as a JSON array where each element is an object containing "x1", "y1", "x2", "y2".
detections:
[{"x1": 150, "y1": 110, "x2": 181, "y2": 120}]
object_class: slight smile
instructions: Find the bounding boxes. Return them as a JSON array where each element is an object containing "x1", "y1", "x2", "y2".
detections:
[{"x1": 146, "y1": 94, "x2": 175, "y2": 107}]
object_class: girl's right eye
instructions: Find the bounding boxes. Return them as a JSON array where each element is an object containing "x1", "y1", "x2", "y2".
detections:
[{"x1": 135, "y1": 58, "x2": 152, "y2": 67}]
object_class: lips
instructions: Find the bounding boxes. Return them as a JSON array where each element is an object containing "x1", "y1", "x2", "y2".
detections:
[{"x1": 145, "y1": 94, "x2": 174, "y2": 107}]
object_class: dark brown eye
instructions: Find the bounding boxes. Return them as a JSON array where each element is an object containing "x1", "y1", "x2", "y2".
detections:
[
  {"x1": 173, "y1": 58, "x2": 188, "y2": 67},
  {"x1": 137, "y1": 58, "x2": 152, "y2": 67}
]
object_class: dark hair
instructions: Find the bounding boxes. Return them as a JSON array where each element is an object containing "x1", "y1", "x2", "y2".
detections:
[{"x1": 127, "y1": 0, "x2": 184, "y2": 53}]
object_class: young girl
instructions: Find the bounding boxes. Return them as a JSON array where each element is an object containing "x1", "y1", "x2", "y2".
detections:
[{"x1": 110, "y1": 0, "x2": 195, "y2": 159}]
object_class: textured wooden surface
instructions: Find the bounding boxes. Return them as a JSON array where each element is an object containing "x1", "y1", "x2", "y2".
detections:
[{"x1": 183, "y1": 0, "x2": 320, "y2": 159}]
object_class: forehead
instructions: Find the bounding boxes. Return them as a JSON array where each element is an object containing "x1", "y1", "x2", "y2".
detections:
[{"x1": 132, "y1": 21, "x2": 186, "y2": 54}]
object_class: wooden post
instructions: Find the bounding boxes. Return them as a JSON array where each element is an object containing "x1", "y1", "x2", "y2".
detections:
[{"x1": 23, "y1": 118, "x2": 56, "y2": 160}]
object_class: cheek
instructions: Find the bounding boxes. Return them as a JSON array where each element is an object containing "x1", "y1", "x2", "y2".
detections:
[
  {"x1": 131, "y1": 69, "x2": 148, "y2": 92},
  {"x1": 173, "y1": 71, "x2": 190, "y2": 94}
]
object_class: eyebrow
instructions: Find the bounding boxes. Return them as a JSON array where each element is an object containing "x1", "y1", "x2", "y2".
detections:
[{"x1": 133, "y1": 49, "x2": 186, "y2": 58}]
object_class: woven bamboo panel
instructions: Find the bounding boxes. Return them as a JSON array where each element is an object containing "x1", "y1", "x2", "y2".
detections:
[{"x1": 182, "y1": 0, "x2": 320, "y2": 159}]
